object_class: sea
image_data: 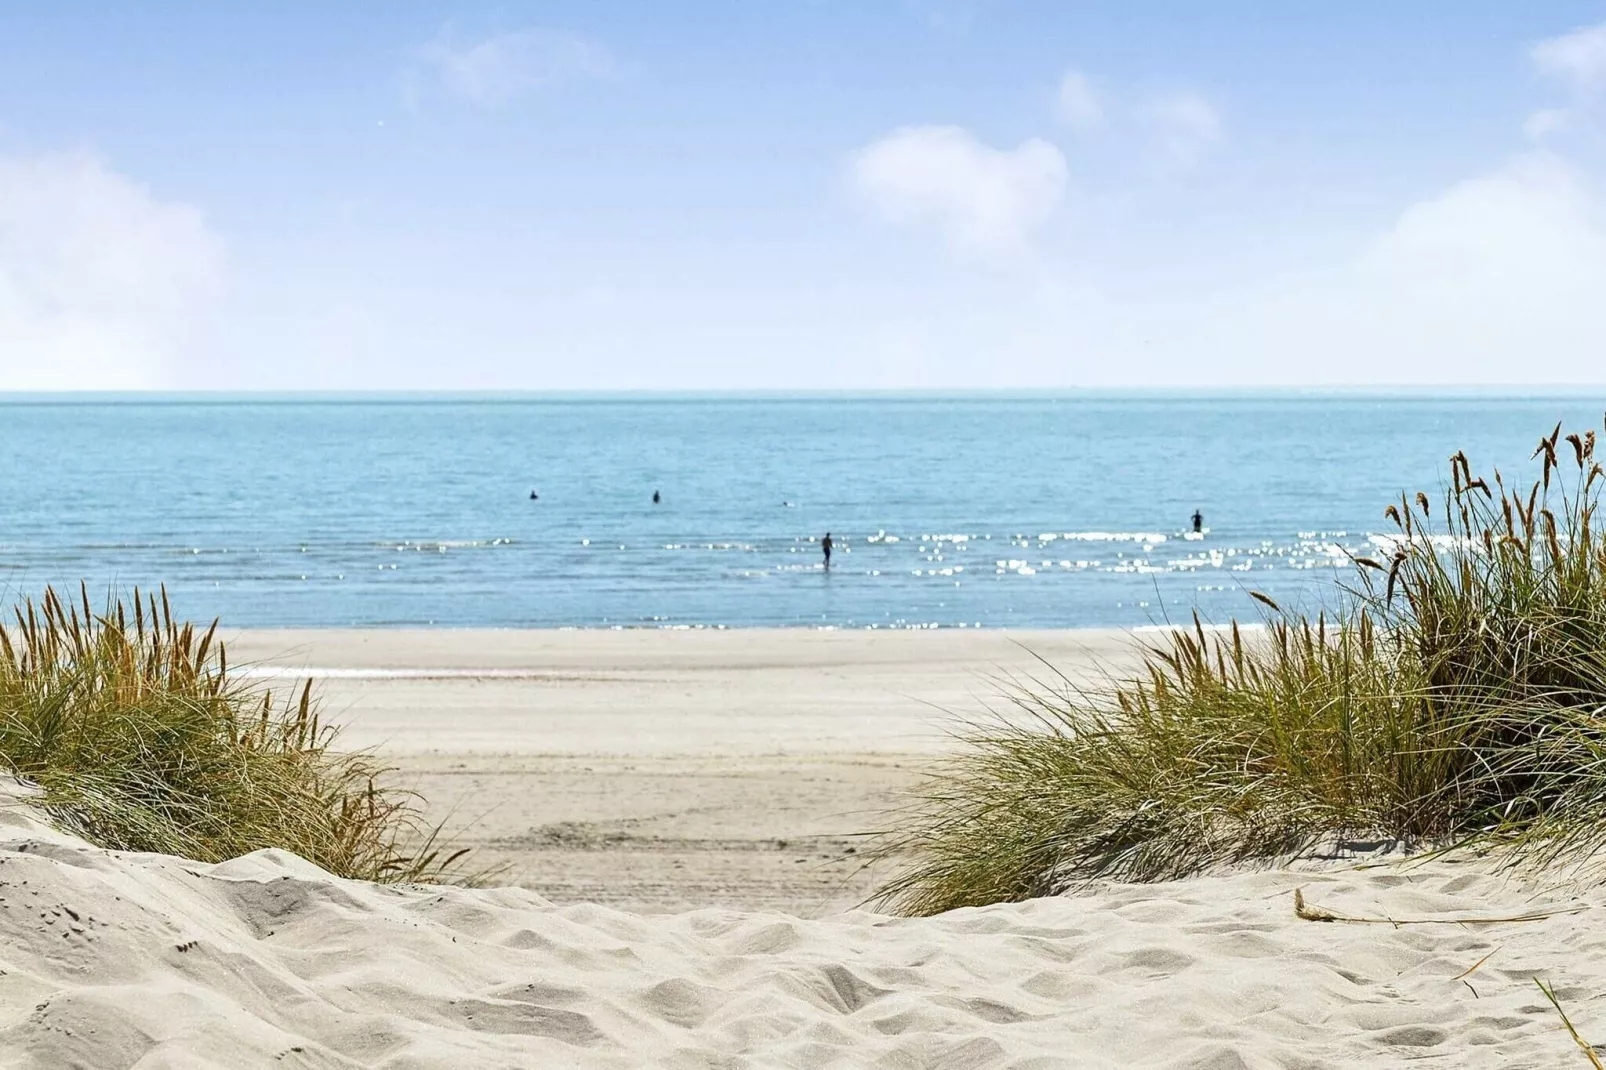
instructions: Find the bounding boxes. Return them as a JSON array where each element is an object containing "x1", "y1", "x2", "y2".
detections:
[{"x1": 1, "y1": 392, "x2": 1600, "y2": 630}]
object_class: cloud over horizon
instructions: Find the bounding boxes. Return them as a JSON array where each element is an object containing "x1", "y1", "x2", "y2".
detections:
[
  {"x1": 839, "y1": 35, "x2": 1606, "y2": 389},
  {"x1": 0, "y1": 152, "x2": 222, "y2": 390},
  {"x1": 1346, "y1": 151, "x2": 1606, "y2": 377},
  {"x1": 1142, "y1": 151, "x2": 1606, "y2": 387}
]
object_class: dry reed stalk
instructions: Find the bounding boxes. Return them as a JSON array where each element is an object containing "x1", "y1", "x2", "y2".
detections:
[
  {"x1": 1292, "y1": 888, "x2": 1585, "y2": 926},
  {"x1": 1451, "y1": 947, "x2": 1500, "y2": 981}
]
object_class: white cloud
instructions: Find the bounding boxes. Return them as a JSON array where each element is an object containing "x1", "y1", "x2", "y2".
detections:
[
  {"x1": 419, "y1": 28, "x2": 613, "y2": 106},
  {"x1": 1143, "y1": 91, "x2": 1222, "y2": 166},
  {"x1": 1127, "y1": 152, "x2": 1606, "y2": 385},
  {"x1": 846, "y1": 149, "x2": 1606, "y2": 388},
  {"x1": 1055, "y1": 70, "x2": 1104, "y2": 130},
  {"x1": 848, "y1": 125, "x2": 1067, "y2": 251},
  {"x1": 902, "y1": 0, "x2": 981, "y2": 34},
  {"x1": 1533, "y1": 21, "x2": 1606, "y2": 93},
  {"x1": 0, "y1": 153, "x2": 223, "y2": 390},
  {"x1": 1346, "y1": 152, "x2": 1606, "y2": 375},
  {"x1": 1523, "y1": 108, "x2": 1568, "y2": 140}
]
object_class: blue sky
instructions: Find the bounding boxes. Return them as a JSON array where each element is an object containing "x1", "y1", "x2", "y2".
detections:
[{"x1": 4, "y1": 2, "x2": 1606, "y2": 389}]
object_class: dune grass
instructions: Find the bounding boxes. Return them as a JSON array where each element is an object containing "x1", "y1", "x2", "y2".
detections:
[
  {"x1": 874, "y1": 420, "x2": 1606, "y2": 915},
  {"x1": 0, "y1": 585, "x2": 465, "y2": 883}
]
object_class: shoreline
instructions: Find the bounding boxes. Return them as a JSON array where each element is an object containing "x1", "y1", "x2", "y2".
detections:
[
  {"x1": 220, "y1": 626, "x2": 1146, "y2": 659},
  {"x1": 219, "y1": 621, "x2": 1250, "y2": 638}
]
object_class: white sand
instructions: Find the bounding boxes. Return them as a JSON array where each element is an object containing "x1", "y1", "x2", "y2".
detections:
[
  {"x1": 0, "y1": 789, "x2": 1596, "y2": 1067},
  {"x1": 221, "y1": 627, "x2": 1146, "y2": 755},
  {"x1": 221, "y1": 628, "x2": 1149, "y2": 914},
  {"x1": 3, "y1": 628, "x2": 1601, "y2": 1066}
]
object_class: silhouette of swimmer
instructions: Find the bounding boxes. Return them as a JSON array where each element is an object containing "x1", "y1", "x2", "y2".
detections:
[
  {"x1": 652, "y1": 490, "x2": 661, "y2": 504},
  {"x1": 1192, "y1": 510, "x2": 1203, "y2": 534},
  {"x1": 530, "y1": 490, "x2": 540, "y2": 501},
  {"x1": 822, "y1": 532, "x2": 834, "y2": 569}
]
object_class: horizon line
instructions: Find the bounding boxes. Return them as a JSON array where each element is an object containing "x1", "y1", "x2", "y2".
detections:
[{"x1": 5, "y1": 384, "x2": 1606, "y2": 404}]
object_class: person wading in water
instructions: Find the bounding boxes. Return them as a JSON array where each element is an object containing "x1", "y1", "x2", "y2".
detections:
[{"x1": 822, "y1": 532, "x2": 834, "y2": 570}]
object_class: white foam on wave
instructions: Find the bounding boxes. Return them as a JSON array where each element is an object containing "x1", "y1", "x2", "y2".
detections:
[
  {"x1": 1057, "y1": 531, "x2": 1169, "y2": 543},
  {"x1": 383, "y1": 538, "x2": 515, "y2": 552},
  {"x1": 1368, "y1": 532, "x2": 1478, "y2": 553}
]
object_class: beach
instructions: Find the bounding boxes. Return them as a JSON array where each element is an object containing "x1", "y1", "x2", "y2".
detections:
[
  {"x1": 12, "y1": 0, "x2": 1606, "y2": 1059},
  {"x1": 3, "y1": 626, "x2": 1603, "y2": 1066},
  {"x1": 224, "y1": 627, "x2": 1147, "y2": 914},
  {"x1": 0, "y1": 626, "x2": 1596, "y2": 1067}
]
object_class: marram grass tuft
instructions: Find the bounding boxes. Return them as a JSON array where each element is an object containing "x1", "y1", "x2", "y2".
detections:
[
  {"x1": 874, "y1": 419, "x2": 1606, "y2": 915},
  {"x1": 0, "y1": 585, "x2": 466, "y2": 883}
]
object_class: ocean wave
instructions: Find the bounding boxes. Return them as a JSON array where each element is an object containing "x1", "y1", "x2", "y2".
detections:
[
  {"x1": 1367, "y1": 533, "x2": 1479, "y2": 553},
  {"x1": 382, "y1": 538, "x2": 516, "y2": 552}
]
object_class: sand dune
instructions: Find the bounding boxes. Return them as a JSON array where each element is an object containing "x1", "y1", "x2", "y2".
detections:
[
  {"x1": 9, "y1": 629, "x2": 1598, "y2": 1067},
  {"x1": 2, "y1": 785, "x2": 1599, "y2": 1069}
]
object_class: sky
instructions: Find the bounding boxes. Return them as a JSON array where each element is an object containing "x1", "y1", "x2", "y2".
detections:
[{"x1": 5, "y1": 2, "x2": 1606, "y2": 390}]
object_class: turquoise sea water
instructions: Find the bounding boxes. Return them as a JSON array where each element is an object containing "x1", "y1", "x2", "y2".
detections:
[{"x1": 1, "y1": 393, "x2": 1601, "y2": 628}]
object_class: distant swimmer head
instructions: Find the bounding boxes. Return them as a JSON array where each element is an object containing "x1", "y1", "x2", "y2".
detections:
[
  {"x1": 652, "y1": 490, "x2": 661, "y2": 504},
  {"x1": 530, "y1": 490, "x2": 539, "y2": 500}
]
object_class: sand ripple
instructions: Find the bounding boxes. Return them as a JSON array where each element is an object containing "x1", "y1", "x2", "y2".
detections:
[{"x1": 0, "y1": 799, "x2": 1599, "y2": 1068}]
